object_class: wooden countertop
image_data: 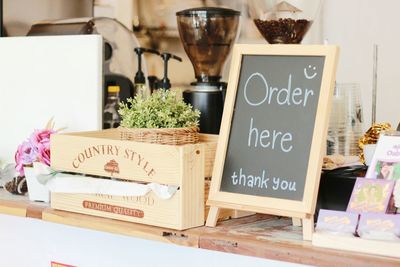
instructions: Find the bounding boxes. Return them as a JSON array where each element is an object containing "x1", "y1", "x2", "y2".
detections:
[{"x1": 0, "y1": 189, "x2": 399, "y2": 267}]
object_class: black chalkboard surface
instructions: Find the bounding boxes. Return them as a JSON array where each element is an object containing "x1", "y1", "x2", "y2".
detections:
[
  {"x1": 220, "y1": 55, "x2": 325, "y2": 201},
  {"x1": 206, "y1": 45, "x2": 339, "y2": 239}
]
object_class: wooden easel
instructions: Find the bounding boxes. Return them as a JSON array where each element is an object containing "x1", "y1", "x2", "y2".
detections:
[{"x1": 204, "y1": 44, "x2": 339, "y2": 242}]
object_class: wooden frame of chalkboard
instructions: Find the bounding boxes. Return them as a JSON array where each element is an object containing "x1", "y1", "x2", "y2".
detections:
[{"x1": 206, "y1": 44, "x2": 339, "y2": 240}]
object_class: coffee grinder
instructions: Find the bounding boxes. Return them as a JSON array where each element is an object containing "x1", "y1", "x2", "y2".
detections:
[{"x1": 176, "y1": 7, "x2": 240, "y2": 134}]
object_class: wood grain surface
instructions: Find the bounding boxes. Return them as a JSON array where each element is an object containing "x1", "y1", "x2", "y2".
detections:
[{"x1": 198, "y1": 214, "x2": 400, "y2": 267}]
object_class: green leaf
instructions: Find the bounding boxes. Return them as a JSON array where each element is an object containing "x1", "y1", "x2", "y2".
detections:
[{"x1": 118, "y1": 89, "x2": 200, "y2": 128}]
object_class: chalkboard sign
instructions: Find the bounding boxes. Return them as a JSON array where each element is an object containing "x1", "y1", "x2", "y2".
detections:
[
  {"x1": 221, "y1": 54, "x2": 324, "y2": 200},
  {"x1": 206, "y1": 45, "x2": 339, "y2": 240}
]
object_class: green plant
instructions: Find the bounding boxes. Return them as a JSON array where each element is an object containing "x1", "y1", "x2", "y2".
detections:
[{"x1": 119, "y1": 89, "x2": 200, "y2": 128}]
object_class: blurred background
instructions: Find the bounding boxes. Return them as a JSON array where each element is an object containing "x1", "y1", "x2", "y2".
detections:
[{"x1": 2, "y1": 0, "x2": 400, "y2": 130}]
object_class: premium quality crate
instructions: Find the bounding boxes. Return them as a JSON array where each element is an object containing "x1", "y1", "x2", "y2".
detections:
[{"x1": 50, "y1": 129, "x2": 217, "y2": 230}]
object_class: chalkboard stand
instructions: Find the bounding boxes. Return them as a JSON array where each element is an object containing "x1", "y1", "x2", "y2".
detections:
[
  {"x1": 206, "y1": 206, "x2": 314, "y2": 240},
  {"x1": 206, "y1": 44, "x2": 339, "y2": 241},
  {"x1": 292, "y1": 218, "x2": 302, "y2": 226},
  {"x1": 206, "y1": 207, "x2": 220, "y2": 227}
]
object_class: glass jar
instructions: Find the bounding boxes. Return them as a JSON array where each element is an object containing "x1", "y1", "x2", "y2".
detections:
[
  {"x1": 248, "y1": 0, "x2": 323, "y2": 44},
  {"x1": 327, "y1": 83, "x2": 364, "y2": 156}
]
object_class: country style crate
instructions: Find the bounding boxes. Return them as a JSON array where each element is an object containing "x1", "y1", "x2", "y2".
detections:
[{"x1": 50, "y1": 129, "x2": 217, "y2": 230}]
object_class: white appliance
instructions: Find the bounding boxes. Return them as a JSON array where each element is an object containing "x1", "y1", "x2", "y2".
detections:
[{"x1": 0, "y1": 34, "x2": 103, "y2": 163}]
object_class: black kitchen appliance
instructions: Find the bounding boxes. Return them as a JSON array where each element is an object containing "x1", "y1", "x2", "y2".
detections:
[{"x1": 176, "y1": 7, "x2": 240, "y2": 134}]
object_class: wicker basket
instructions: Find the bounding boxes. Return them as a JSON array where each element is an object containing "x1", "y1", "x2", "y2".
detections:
[{"x1": 118, "y1": 126, "x2": 200, "y2": 145}]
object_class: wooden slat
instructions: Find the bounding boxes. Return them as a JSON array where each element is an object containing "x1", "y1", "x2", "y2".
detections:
[
  {"x1": 0, "y1": 199, "x2": 29, "y2": 217},
  {"x1": 51, "y1": 131, "x2": 218, "y2": 185},
  {"x1": 180, "y1": 144, "x2": 204, "y2": 229},
  {"x1": 51, "y1": 191, "x2": 183, "y2": 229},
  {"x1": 0, "y1": 190, "x2": 47, "y2": 218},
  {"x1": 51, "y1": 133, "x2": 183, "y2": 185},
  {"x1": 42, "y1": 208, "x2": 199, "y2": 247},
  {"x1": 199, "y1": 134, "x2": 218, "y2": 178},
  {"x1": 26, "y1": 203, "x2": 46, "y2": 219}
]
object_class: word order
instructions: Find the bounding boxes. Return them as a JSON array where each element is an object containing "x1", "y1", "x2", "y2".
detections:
[{"x1": 244, "y1": 73, "x2": 314, "y2": 107}]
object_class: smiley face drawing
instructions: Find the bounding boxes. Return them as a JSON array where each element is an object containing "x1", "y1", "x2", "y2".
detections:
[{"x1": 304, "y1": 65, "x2": 317, "y2": 80}]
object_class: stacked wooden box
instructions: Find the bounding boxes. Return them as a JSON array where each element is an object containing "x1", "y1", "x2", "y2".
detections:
[{"x1": 50, "y1": 129, "x2": 219, "y2": 230}]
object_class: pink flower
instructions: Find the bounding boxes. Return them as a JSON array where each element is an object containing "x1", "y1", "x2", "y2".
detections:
[
  {"x1": 15, "y1": 129, "x2": 56, "y2": 176},
  {"x1": 30, "y1": 129, "x2": 55, "y2": 147},
  {"x1": 37, "y1": 142, "x2": 51, "y2": 166},
  {"x1": 15, "y1": 140, "x2": 38, "y2": 176}
]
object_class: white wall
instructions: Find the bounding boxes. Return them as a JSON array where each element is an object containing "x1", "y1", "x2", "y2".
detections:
[{"x1": 323, "y1": 0, "x2": 400, "y2": 130}]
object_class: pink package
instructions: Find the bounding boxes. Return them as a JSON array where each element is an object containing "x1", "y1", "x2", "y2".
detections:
[{"x1": 347, "y1": 178, "x2": 394, "y2": 213}]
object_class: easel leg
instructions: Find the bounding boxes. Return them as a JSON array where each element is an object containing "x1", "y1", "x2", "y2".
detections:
[
  {"x1": 292, "y1": 218, "x2": 302, "y2": 226},
  {"x1": 302, "y1": 217, "x2": 314, "y2": 241},
  {"x1": 206, "y1": 207, "x2": 221, "y2": 227}
]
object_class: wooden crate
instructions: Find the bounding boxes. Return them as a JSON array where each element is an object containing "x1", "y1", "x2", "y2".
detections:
[
  {"x1": 200, "y1": 134, "x2": 218, "y2": 178},
  {"x1": 50, "y1": 129, "x2": 217, "y2": 230}
]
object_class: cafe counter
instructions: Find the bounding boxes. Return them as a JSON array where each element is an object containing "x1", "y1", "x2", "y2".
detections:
[{"x1": 0, "y1": 190, "x2": 398, "y2": 267}]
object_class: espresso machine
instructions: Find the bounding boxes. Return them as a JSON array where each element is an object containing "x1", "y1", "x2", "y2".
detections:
[{"x1": 176, "y1": 7, "x2": 240, "y2": 134}]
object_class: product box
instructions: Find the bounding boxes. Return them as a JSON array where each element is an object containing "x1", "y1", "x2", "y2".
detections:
[
  {"x1": 347, "y1": 178, "x2": 394, "y2": 214},
  {"x1": 357, "y1": 213, "x2": 400, "y2": 241},
  {"x1": 50, "y1": 129, "x2": 218, "y2": 230},
  {"x1": 365, "y1": 134, "x2": 400, "y2": 179},
  {"x1": 315, "y1": 209, "x2": 358, "y2": 235}
]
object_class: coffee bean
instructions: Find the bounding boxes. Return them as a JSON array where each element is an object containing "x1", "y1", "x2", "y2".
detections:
[{"x1": 254, "y1": 18, "x2": 312, "y2": 44}]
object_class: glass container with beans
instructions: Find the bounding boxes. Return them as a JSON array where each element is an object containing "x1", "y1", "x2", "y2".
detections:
[{"x1": 248, "y1": 0, "x2": 322, "y2": 44}]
